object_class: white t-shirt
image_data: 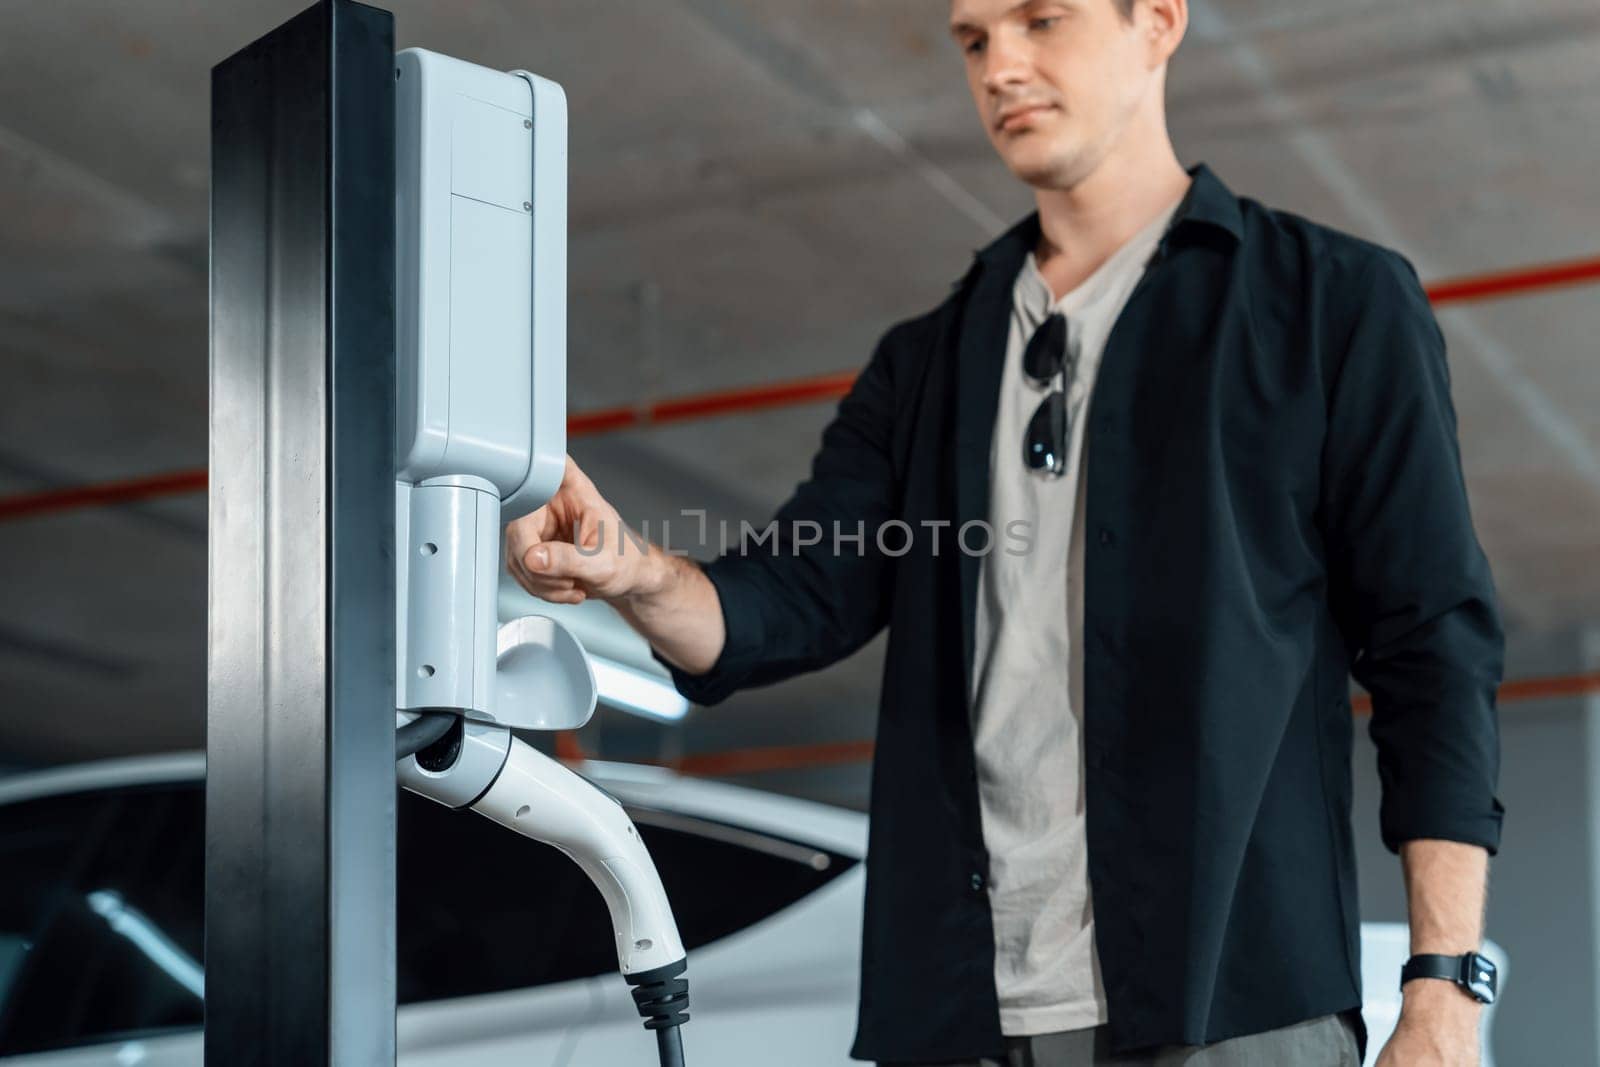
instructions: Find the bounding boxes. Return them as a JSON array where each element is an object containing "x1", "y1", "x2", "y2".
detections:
[{"x1": 970, "y1": 190, "x2": 1186, "y2": 1036}]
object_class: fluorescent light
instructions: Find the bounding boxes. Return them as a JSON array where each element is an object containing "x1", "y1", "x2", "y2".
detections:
[
  {"x1": 590, "y1": 655, "x2": 689, "y2": 722},
  {"x1": 87, "y1": 890, "x2": 204, "y2": 999}
]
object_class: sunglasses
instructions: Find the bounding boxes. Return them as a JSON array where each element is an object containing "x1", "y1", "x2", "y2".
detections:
[{"x1": 1021, "y1": 312, "x2": 1077, "y2": 477}]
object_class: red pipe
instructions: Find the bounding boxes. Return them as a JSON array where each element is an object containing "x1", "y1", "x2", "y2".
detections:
[
  {"x1": 649, "y1": 370, "x2": 859, "y2": 425},
  {"x1": 1425, "y1": 255, "x2": 1600, "y2": 307},
  {"x1": 2, "y1": 252, "x2": 1596, "y2": 523},
  {"x1": 568, "y1": 407, "x2": 641, "y2": 436},
  {"x1": 0, "y1": 375, "x2": 869, "y2": 521},
  {"x1": 0, "y1": 469, "x2": 208, "y2": 522},
  {"x1": 554, "y1": 671, "x2": 1600, "y2": 777}
]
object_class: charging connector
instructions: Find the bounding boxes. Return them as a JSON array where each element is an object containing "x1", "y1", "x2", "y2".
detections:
[{"x1": 406, "y1": 732, "x2": 693, "y2": 1064}]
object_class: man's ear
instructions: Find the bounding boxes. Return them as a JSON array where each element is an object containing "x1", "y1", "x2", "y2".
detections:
[{"x1": 1141, "y1": 0, "x2": 1188, "y2": 69}]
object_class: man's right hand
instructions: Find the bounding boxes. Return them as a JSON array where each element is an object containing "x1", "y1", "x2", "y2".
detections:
[
  {"x1": 505, "y1": 455, "x2": 656, "y2": 605},
  {"x1": 505, "y1": 454, "x2": 727, "y2": 676}
]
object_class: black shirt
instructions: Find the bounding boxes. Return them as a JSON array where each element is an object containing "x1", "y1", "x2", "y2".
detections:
[{"x1": 653, "y1": 162, "x2": 1504, "y2": 1063}]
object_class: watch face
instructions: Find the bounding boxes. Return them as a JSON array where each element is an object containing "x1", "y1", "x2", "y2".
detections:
[{"x1": 1462, "y1": 953, "x2": 1498, "y2": 1004}]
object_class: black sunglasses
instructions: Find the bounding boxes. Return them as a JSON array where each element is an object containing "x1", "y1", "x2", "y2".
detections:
[{"x1": 1021, "y1": 312, "x2": 1077, "y2": 476}]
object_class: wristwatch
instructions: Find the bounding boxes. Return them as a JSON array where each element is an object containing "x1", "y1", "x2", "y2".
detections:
[{"x1": 1400, "y1": 952, "x2": 1498, "y2": 1004}]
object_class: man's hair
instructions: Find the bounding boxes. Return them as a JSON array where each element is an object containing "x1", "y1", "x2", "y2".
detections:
[{"x1": 1112, "y1": 0, "x2": 1136, "y2": 20}]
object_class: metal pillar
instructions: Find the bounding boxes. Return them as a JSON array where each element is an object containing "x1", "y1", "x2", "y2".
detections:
[{"x1": 207, "y1": 2, "x2": 396, "y2": 1064}]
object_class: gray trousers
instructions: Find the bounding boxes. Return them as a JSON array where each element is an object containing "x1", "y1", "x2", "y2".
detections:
[{"x1": 890, "y1": 1013, "x2": 1362, "y2": 1067}]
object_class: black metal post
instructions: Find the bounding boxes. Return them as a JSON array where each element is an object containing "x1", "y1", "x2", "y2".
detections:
[{"x1": 207, "y1": 2, "x2": 396, "y2": 1064}]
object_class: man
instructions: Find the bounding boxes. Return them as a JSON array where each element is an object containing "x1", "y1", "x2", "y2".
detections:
[{"x1": 505, "y1": 0, "x2": 1505, "y2": 1063}]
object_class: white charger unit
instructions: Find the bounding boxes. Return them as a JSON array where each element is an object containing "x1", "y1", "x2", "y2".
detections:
[
  {"x1": 394, "y1": 47, "x2": 574, "y2": 725},
  {"x1": 390, "y1": 53, "x2": 693, "y2": 1053},
  {"x1": 395, "y1": 46, "x2": 565, "y2": 506}
]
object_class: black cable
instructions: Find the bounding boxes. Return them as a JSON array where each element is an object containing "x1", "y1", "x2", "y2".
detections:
[
  {"x1": 655, "y1": 1024, "x2": 685, "y2": 1067},
  {"x1": 396, "y1": 710, "x2": 456, "y2": 760}
]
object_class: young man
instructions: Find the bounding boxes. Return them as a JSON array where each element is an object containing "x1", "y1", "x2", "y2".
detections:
[{"x1": 505, "y1": 1, "x2": 1504, "y2": 1064}]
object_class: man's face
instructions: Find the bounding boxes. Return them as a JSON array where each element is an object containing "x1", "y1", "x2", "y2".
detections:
[{"x1": 949, "y1": 0, "x2": 1157, "y2": 189}]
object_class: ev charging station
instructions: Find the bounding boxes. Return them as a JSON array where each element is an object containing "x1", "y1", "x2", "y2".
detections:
[{"x1": 208, "y1": 3, "x2": 689, "y2": 1064}]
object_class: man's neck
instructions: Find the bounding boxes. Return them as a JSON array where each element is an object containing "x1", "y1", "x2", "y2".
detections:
[{"x1": 1031, "y1": 142, "x2": 1191, "y2": 302}]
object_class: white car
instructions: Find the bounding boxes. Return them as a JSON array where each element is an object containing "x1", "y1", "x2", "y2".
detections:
[{"x1": 0, "y1": 755, "x2": 1503, "y2": 1067}]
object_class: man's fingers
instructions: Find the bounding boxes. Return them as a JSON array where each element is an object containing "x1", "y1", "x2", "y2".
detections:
[
  {"x1": 504, "y1": 456, "x2": 619, "y2": 599},
  {"x1": 506, "y1": 541, "x2": 539, "y2": 590},
  {"x1": 508, "y1": 547, "x2": 580, "y2": 598},
  {"x1": 562, "y1": 454, "x2": 596, "y2": 493},
  {"x1": 524, "y1": 539, "x2": 603, "y2": 583},
  {"x1": 519, "y1": 501, "x2": 562, "y2": 543},
  {"x1": 517, "y1": 572, "x2": 580, "y2": 600},
  {"x1": 507, "y1": 554, "x2": 542, "y2": 594}
]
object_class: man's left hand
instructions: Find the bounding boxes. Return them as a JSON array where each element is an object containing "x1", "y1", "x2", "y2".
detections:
[{"x1": 1376, "y1": 980, "x2": 1482, "y2": 1066}]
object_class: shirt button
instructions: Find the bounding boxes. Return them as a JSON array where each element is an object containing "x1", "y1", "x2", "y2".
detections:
[
  {"x1": 970, "y1": 871, "x2": 985, "y2": 892},
  {"x1": 1098, "y1": 527, "x2": 1115, "y2": 546}
]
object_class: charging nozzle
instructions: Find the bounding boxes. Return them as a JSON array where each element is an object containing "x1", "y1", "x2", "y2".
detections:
[
  {"x1": 468, "y1": 737, "x2": 691, "y2": 1065},
  {"x1": 471, "y1": 737, "x2": 688, "y2": 973}
]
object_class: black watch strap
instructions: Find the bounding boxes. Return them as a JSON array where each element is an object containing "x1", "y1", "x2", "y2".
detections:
[{"x1": 1401, "y1": 952, "x2": 1497, "y2": 1004}]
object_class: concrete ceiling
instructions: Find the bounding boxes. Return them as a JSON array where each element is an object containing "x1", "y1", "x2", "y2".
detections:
[{"x1": 1, "y1": 0, "x2": 1597, "y2": 790}]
